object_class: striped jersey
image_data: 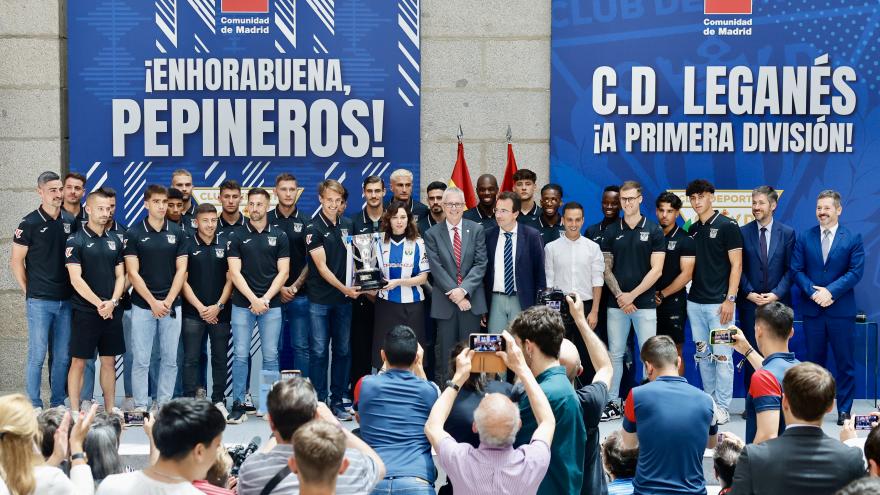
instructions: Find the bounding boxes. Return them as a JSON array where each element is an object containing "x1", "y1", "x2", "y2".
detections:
[{"x1": 379, "y1": 236, "x2": 430, "y2": 303}]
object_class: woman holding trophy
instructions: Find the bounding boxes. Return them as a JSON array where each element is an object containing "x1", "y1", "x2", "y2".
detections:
[{"x1": 370, "y1": 200, "x2": 430, "y2": 368}]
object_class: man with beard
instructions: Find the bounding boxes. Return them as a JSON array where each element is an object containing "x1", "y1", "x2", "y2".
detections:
[
  {"x1": 463, "y1": 174, "x2": 499, "y2": 228},
  {"x1": 171, "y1": 169, "x2": 198, "y2": 231},
  {"x1": 530, "y1": 184, "x2": 566, "y2": 246},
  {"x1": 654, "y1": 191, "x2": 695, "y2": 375},
  {"x1": 65, "y1": 188, "x2": 126, "y2": 413},
  {"x1": 218, "y1": 180, "x2": 248, "y2": 238},
  {"x1": 417, "y1": 181, "x2": 446, "y2": 236},
  {"x1": 737, "y1": 186, "x2": 795, "y2": 404},
  {"x1": 63, "y1": 172, "x2": 88, "y2": 229},
  {"x1": 389, "y1": 168, "x2": 429, "y2": 223}
]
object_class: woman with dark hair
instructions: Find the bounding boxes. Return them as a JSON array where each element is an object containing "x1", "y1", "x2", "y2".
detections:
[
  {"x1": 84, "y1": 413, "x2": 126, "y2": 486},
  {"x1": 371, "y1": 201, "x2": 430, "y2": 369}
]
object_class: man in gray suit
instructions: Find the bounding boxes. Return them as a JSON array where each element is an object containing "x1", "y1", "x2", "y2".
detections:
[
  {"x1": 423, "y1": 187, "x2": 488, "y2": 384},
  {"x1": 730, "y1": 362, "x2": 864, "y2": 495}
]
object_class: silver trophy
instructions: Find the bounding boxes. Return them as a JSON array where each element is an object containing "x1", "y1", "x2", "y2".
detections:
[{"x1": 350, "y1": 234, "x2": 386, "y2": 290}]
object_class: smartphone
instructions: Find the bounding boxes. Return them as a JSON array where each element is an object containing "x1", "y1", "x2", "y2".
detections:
[
  {"x1": 281, "y1": 370, "x2": 302, "y2": 381},
  {"x1": 854, "y1": 415, "x2": 875, "y2": 430},
  {"x1": 710, "y1": 327, "x2": 738, "y2": 345},
  {"x1": 468, "y1": 333, "x2": 507, "y2": 374},
  {"x1": 124, "y1": 410, "x2": 147, "y2": 426}
]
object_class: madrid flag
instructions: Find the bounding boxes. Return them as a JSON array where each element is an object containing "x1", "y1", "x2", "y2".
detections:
[{"x1": 449, "y1": 142, "x2": 477, "y2": 209}]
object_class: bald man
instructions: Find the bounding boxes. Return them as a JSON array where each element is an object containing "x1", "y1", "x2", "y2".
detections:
[
  {"x1": 562, "y1": 296, "x2": 614, "y2": 495},
  {"x1": 425, "y1": 334, "x2": 554, "y2": 494},
  {"x1": 463, "y1": 174, "x2": 499, "y2": 228}
]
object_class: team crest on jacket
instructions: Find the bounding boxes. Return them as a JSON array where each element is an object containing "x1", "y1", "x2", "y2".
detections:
[
  {"x1": 107, "y1": 240, "x2": 116, "y2": 250},
  {"x1": 65, "y1": 247, "x2": 73, "y2": 258},
  {"x1": 215, "y1": 248, "x2": 225, "y2": 258},
  {"x1": 167, "y1": 234, "x2": 176, "y2": 243},
  {"x1": 340, "y1": 229, "x2": 349, "y2": 237},
  {"x1": 63, "y1": 223, "x2": 71, "y2": 234},
  {"x1": 268, "y1": 236, "x2": 277, "y2": 246},
  {"x1": 294, "y1": 223, "x2": 303, "y2": 232},
  {"x1": 640, "y1": 232, "x2": 649, "y2": 242},
  {"x1": 667, "y1": 241, "x2": 677, "y2": 250},
  {"x1": 709, "y1": 228, "x2": 718, "y2": 239},
  {"x1": 190, "y1": 218, "x2": 197, "y2": 229}
]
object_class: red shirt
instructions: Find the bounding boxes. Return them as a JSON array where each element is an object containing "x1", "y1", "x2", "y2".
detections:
[{"x1": 192, "y1": 480, "x2": 234, "y2": 495}]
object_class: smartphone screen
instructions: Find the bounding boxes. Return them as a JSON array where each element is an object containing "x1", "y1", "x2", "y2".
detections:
[
  {"x1": 854, "y1": 415, "x2": 875, "y2": 430},
  {"x1": 710, "y1": 328, "x2": 737, "y2": 345},
  {"x1": 124, "y1": 411, "x2": 145, "y2": 426},
  {"x1": 281, "y1": 370, "x2": 302, "y2": 381},
  {"x1": 469, "y1": 334, "x2": 506, "y2": 353}
]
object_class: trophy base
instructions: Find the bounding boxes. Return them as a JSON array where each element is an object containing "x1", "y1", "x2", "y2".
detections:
[{"x1": 355, "y1": 269, "x2": 386, "y2": 291}]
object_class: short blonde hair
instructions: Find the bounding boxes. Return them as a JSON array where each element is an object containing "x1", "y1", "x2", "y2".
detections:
[{"x1": 292, "y1": 420, "x2": 346, "y2": 485}]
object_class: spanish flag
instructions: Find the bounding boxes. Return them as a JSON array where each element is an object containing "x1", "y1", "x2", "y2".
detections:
[
  {"x1": 500, "y1": 142, "x2": 518, "y2": 193},
  {"x1": 449, "y1": 142, "x2": 478, "y2": 209}
]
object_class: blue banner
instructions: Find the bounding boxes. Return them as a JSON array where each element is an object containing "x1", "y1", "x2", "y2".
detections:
[
  {"x1": 552, "y1": 0, "x2": 880, "y2": 397},
  {"x1": 68, "y1": 0, "x2": 421, "y2": 219}
]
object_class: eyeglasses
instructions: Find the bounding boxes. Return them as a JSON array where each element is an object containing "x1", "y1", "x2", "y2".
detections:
[
  {"x1": 620, "y1": 195, "x2": 641, "y2": 204},
  {"x1": 444, "y1": 202, "x2": 464, "y2": 209}
]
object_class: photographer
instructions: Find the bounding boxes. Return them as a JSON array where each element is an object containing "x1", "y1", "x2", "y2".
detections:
[{"x1": 425, "y1": 333, "x2": 553, "y2": 495}]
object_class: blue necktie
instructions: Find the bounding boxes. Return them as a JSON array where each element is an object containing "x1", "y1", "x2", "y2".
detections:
[
  {"x1": 758, "y1": 227, "x2": 768, "y2": 291},
  {"x1": 504, "y1": 232, "x2": 515, "y2": 295}
]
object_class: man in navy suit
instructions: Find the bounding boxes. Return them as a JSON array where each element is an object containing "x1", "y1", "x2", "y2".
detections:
[
  {"x1": 483, "y1": 191, "x2": 546, "y2": 333},
  {"x1": 791, "y1": 189, "x2": 864, "y2": 425},
  {"x1": 737, "y1": 186, "x2": 796, "y2": 397}
]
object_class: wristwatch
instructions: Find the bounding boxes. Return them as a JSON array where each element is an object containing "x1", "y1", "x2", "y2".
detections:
[
  {"x1": 71, "y1": 452, "x2": 88, "y2": 463},
  {"x1": 111, "y1": 298, "x2": 119, "y2": 307},
  {"x1": 217, "y1": 303, "x2": 225, "y2": 310},
  {"x1": 727, "y1": 294, "x2": 736, "y2": 303},
  {"x1": 445, "y1": 381, "x2": 461, "y2": 392}
]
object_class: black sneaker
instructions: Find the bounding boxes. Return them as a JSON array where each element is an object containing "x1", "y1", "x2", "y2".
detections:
[
  {"x1": 600, "y1": 401, "x2": 622, "y2": 422},
  {"x1": 227, "y1": 401, "x2": 248, "y2": 424}
]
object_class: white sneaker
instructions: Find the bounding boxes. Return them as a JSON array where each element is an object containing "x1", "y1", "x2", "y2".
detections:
[
  {"x1": 714, "y1": 403, "x2": 731, "y2": 425},
  {"x1": 80, "y1": 399, "x2": 93, "y2": 412},
  {"x1": 214, "y1": 402, "x2": 230, "y2": 419},
  {"x1": 122, "y1": 397, "x2": 136, "y2": 412}
]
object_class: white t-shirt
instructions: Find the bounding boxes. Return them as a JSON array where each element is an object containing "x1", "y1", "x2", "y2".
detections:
[{"x1": 96, "y1": 471, "x2": 202, "y2": 495}]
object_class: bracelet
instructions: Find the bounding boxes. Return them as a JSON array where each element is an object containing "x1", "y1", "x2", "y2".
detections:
[{"x1": 743, "y1": 348, "x2": 754, "y2": 359}]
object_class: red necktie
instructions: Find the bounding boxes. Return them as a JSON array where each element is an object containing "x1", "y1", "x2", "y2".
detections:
[{"x1": 453, "y1": 226, "x2": 462, "y2": 285}]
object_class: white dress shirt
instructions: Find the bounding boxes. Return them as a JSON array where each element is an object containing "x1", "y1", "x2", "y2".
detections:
[
  {"x1": 544, "y1": 234, "x2": 605, "y2": 300},
  {"x1": 493, "y1": 225, "x2": 518, "y2": 293}
]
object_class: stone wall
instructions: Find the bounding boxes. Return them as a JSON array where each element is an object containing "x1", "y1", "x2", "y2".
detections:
[{"x1": 0, "y1": 0, "x2": 550, "y2": 394}]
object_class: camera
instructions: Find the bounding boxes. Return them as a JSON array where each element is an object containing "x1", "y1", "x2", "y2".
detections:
[
  {"x1": 228, "y1": 436, "x2": 262, "y2": 476},
  {"x1": 537, "y1": 288, "x2": 573, "y2": 322}
]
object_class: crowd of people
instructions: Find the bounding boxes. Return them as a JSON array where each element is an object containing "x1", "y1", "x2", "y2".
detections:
[{"x1": 3, "y1": 165, "x2": 878, "y2": 494}]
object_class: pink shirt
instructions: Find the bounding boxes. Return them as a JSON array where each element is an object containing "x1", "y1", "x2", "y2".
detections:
[{"x1": 435, "y1": 436, "x2": 551, "y2": 495}]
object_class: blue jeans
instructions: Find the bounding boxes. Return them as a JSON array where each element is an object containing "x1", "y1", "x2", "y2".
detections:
[
  {"x1": 25, "y1": 298, "x2": 72, "y2": 408},
  {"x1": 231, "y1": 306, "x2": 282, "y2": 406},
  {"x1": 607, "y1": 307, "x2": 657, "y2": 399},
  {"x1": 309, "y1": 301, "x2": 352, "y2": 404},
  {"x1": 284, "y1": 296, "x2": 311, "y2": 377},
  {"x1": 130, "y1": 305, "x2": 181, "y2": 408},
  {"x1": 687, "y1": 301, "x2": 734, "y2": 411},
  {"x1": 372, "y1": 477, "x2": 434, "y2": 495}
]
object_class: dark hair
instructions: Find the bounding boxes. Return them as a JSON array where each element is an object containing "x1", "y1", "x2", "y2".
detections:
[
  {"x1": 686, "y1": 179, "x2": 715, "y2": 196},
  {"x1": 37, "y1": 407, "x2": 67, "y2": 458},
  {"x1": 655, "y1": 191, "x2": 682, "y2": 210},
  {"x1": 603, "y1": 185, "x2": 620, "y2": 194},
  {"x1": 713, "y1": 435, "x2": 744, "y2": 489},
  {"x1": 381, "y1": 200, "x2": 419, "y2": 241},
  {"x1": 98, "y1": 187, "x2": 117, "y2": 198},
  {"x1": 275, "y1": 173, "x2": 298, "y2": 185},
  {"x1": 152, "y1": 398, "x2": 226, "y2": 461},
  {"x1": 601, "y1": 431, "x2": 638, "y2": 479},
  {"x1": 64, "y1": 172, "x2": 87, "y2": 185},
  {"x1": 248, "y1": 187, "x2": 270, "y2": 201},
  {"x1": 752, "y1": 185, "x2": 779, "y2": 204},
  {"x1": 509, "y1": 306, "x2": 564, "y2": 358},
  {"x1": 496, "y1": 191, "x2": 521, "y2": 213},
  {"x1": 383, "y1": 325, "x2": 419, "y2": 367},
  {"x1": 641, "y1": 335, "x2": 679, "y2": 369},
  {"x1": 167, "y1": 188, "x2": 184, "y2": 201},
  {"x1": 865, "y1": 425, "x2": 880, "y2": 474},
  {"x1": 426, "y1": 181, "x2": 447, "y2": 193},
  {"x1": 37, "y1": 171, "x2": 61, "y2": 187},
  {"x1": 219, "y1": 179, "x2": 241, "y2": 194},
  {"x1": 87, "y1": 188, "x2": 112, "y2": 202},
  {"x1": 266, "y1": 377, "x2": 318, "y2": 442},
  {"x1": 834, "y1": 477, "x2": 880, "y2": 495},
  {"x1": 84, "y1": 414, "x2": 124, "y2": 482},
  {"x1": 512, "y1": 169, "x2": 537, "y2": 183},
  {"x1": 562, "y1": 201, "x2": 584, "y2": 215},
  {"x1": 541, "y1": 183, "x2": 563, "y2": 197},
  {"x1": 783, "y1": 363, "x2": 835, "y2": 422},
  {"x1": 363, "y1": 175, "x2": 385, "y2": 189},
  {"x1": 755, "y1": 302, "x2": 794, "y2": 341},
  {"x1": 144, "y1": 184, "x2": 167, "y2": 201},
  {"x1": 196, "y1": 203, "x2": 218, "y2": 216}
]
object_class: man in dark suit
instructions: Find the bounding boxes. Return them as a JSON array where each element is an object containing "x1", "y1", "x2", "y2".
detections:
[
  {"x1": 737, "y1": 186, "x2": 795, "y2": 397},
  {"x1": 483, "y1": 191, "x2": 546, "y2": 333},
  {"x1": 730, "y1": 362, "x2": 864, "y2": 495},
  {"x1": 791, "y1": 189, "x2": 864, "y2": 425},
  {"x1": 423, "y1": 187, "x2": 488, "y2": 384}
]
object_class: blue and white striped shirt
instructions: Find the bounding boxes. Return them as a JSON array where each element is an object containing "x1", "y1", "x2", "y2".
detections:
[{"x1": 379, "y1": 236, "x2": 430, "y2": 303}]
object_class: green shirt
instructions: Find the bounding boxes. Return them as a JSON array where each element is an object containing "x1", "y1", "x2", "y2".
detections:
[{"x1": 515, "y1": 365, "x2": 586, "y2": 495}]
